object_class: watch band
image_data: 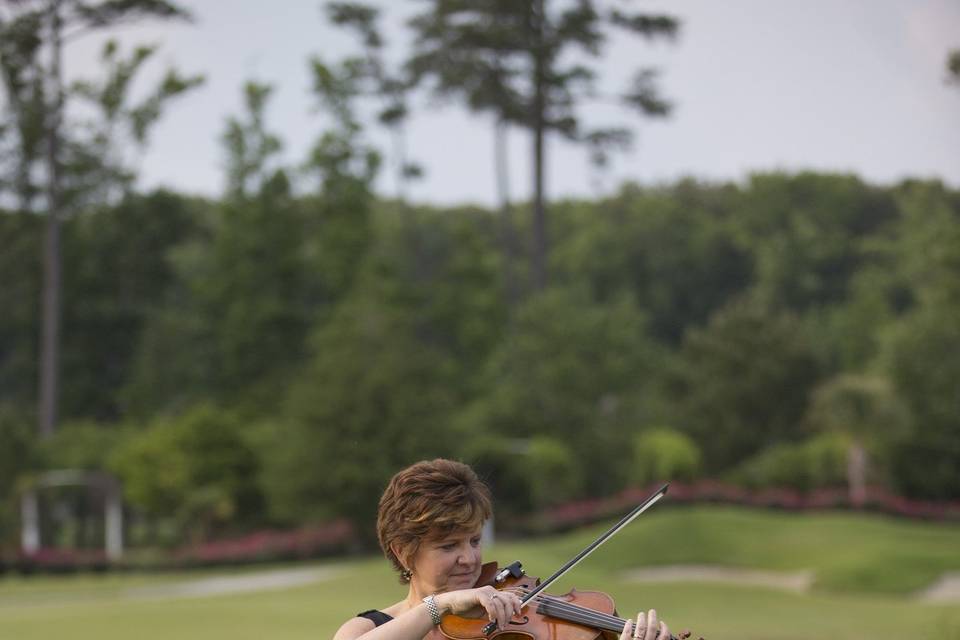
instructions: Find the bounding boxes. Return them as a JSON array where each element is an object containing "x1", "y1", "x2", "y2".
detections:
[{"x1": 422, "y1": 594, "x2": 441, "y2": 625}]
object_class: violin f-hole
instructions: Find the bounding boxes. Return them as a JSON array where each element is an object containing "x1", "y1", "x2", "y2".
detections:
[{"x1": 510, "y1": 614, "x2": 530, "y2": 626}]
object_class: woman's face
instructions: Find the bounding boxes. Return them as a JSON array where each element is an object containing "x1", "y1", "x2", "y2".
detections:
[{"x1": 409, "y1": 526, "x2": 484, "y2": 594}]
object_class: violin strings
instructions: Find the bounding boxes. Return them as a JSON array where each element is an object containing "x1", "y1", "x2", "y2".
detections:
[
  {"x1": 511, "y1": 585, "x2": 625, "y2": 625},
  {"x1": 536, "y1": 596, "x2": 626, "y2": 631},
  {"x1": 514, "y1": 590, "x2": 680, "y2": 640},
  {"x1": 504, "y1": 586, "x2": 628, "y2": 632}
]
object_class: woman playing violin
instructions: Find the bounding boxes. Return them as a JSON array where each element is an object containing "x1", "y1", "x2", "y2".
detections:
[{"x1": 333, "y1": 458, "x2": 673, "y2": 640}]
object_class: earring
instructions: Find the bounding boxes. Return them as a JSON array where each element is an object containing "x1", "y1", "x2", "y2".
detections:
[{"x1": 401, "y1": 568, "x2": 413, "y2": 582}]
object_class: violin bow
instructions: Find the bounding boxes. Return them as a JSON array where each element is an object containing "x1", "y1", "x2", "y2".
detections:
[{"x1": 482, "y1": 483, "x2": 669, "y2": 635}]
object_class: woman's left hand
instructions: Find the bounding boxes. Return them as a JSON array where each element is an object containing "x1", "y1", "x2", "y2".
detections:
[
  {"x1": 619, "y1": 609, "x2": 673, "y2": 640},
  {"x1": 435, "y1": 585, "x2": 523, "y2": 630}
]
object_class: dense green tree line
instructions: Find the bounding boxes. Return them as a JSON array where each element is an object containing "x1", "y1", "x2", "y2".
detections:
[{"x1": 2, "y1": 171, "x2": 959, "y2": 545}]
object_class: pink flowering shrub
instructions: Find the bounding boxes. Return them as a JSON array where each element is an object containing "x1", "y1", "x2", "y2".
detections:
[
  {"x1": 10, "y1": 519, "x2": 354, "y2": 574},
  {"x1": 171, "y1": 519, "x2": 353, "y2": 566},
  {"x1": 531, "y1": 481, "x2": 960, "y2": 532},
  {"x1": 14, "y1": 547, "x2": 108, "y2": 573}
]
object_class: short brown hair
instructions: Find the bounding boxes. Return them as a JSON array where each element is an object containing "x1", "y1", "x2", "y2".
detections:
[{"x1": 377, "y1": 459, "x2": 493, "y2": 582}]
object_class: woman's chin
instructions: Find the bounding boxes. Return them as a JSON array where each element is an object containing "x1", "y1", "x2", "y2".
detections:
[{"x1": 448, "y1": 573, "x2": 478, "y2": 588}]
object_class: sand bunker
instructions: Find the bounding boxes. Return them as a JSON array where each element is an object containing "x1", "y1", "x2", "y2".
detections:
[
  {"x1": 623, "y1": 565, "x2": 814, "y2": 593},
  {"x1": 915, "y1": 572, "x2": 960, "y2": 603},
  {"x1": 624, "y1": 565, "x2": 960, "y2": 603},
  {"x1": 123, "y1": 566, "x2": 340, "y2": 601}
]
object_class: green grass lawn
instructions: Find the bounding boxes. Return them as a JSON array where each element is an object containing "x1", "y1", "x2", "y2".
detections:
[{"x1": 2, "y1": 505, "x2": 958, "y2": 640}]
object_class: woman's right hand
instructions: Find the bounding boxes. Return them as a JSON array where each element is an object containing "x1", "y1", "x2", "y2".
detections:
[{"x1": 436, "y1": 586, "x2": 523, "y2": 630}]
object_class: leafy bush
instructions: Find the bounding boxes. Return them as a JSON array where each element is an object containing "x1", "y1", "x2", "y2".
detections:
[
  {"x1": 110, "y1": 405, "x2": 263, "y2": 543},
  {"x1": 465, "y1": 434, "x2": 583, "y2": 516},
  {"x1": 669, "y1": 299, "x2": 823, "y2": 473},
  {"x1": 38, "y1": 420, "x2": 127, "y2": 471},
  {"x1": 883, "y1": 300, "x2": 960, "y2": 500},
  {"x1": 526, "y1": 436, "x2": 584, "y2": 507},
  {"x1": 729, "y1": 432, "x2": 848, "y2": 491},
  {"x1": 631, "y1": 427, "x2": 701, "y2": 485}
]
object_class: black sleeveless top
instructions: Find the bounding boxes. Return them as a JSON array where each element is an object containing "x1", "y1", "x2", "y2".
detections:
[{"x1": 357, "y1": 609, "x2": 393, "y2": 627}]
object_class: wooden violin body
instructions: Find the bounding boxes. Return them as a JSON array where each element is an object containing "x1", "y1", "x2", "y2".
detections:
[{"x1": 429, "y1": 562, "x2": 679, "y2": 640}]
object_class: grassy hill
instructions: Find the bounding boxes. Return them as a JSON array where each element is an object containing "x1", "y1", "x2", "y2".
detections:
[
  {"x1": 509, "y1": 504, "x2": 960, "y2": 594},
  {"x1": 1, "y1": 505, "x2": 958, "y2": 640}
]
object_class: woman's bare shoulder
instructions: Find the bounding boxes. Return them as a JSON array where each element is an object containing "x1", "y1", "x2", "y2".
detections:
[{"x1": 333, "y1": 615, "x2": 376, "y2": 640}]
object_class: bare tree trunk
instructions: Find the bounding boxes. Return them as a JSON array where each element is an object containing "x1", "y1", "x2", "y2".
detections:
[
  {"x1": 39, "y1": 0, "x2": 63, "y2": 439},
  {"x1": 530, "y1": 0, "x2": 547, "y2": 292},
  {"x1": 391, "y1": 123, "x2": 407, "y2": 204},
  {"x1": 494, "y1": 118, "x2": 520, "y2": 308},
  {"x1": 847, "y1": 439, "x2": 867, "y2": 508}
]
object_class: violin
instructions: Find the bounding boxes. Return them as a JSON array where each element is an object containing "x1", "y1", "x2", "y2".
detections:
[
  {"x1": 429, "y1": 485, "x2": 703, "y2": 640},
  {"x1": 430, "y1": 560, "x2": 697, "y2": 640}
]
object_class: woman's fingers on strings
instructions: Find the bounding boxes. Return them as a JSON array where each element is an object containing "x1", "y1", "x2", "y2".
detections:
[
  {"x1": 505, "y1": 587, "x2": 525, "y2": 612},
  {"x1": 484, "y1": 589, "x2": 510, "y2": 627},
  {"x1": 499, "y1": 592, "x2": 521, "y2": 626},
  {"x1": 510, "y1": 592, "x2": 523, "y2": 616},
  {"x1": 485, "y1": 591, "x2": 497, "y2": 621},
  {"x1": 489, "y1": 589, "x2": 522, "y2": 619},
  {"x1": 630, "y1": 609, "x2": 662, "y2": 640},
  {"x1": 498, "y1": 603, "x2": 510, "y2": 627}
]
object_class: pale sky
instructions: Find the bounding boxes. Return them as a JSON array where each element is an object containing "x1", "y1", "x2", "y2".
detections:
[{"x1": 66, "y1": 0, "x2": 960, "y2": 206}]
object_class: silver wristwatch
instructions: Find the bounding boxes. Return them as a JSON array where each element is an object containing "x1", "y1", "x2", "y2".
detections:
[{"x1": 422, "y1": 594, "x2": 441, "y2": 625}]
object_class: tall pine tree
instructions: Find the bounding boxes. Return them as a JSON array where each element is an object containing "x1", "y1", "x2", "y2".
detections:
[
  {"x1": 0, "y1": 0, "x2": 198, "y2": 436},
  {"x1": 407, "y1": 0, "x2": 679, "y2": 291}
]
